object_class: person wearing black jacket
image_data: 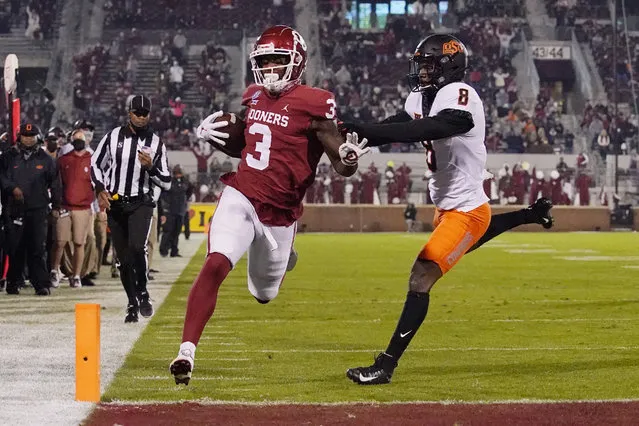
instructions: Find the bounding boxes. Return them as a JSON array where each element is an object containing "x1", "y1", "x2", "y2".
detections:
[
  {"x1": 160, "y1": 165, "x2": 188, "y2": 257},
  {"x1": 404, "y1": 203, "x2": 417, "y2": 232},
  {"x1": 0, "y1": 123, "x2": 60, "y2": 295}
]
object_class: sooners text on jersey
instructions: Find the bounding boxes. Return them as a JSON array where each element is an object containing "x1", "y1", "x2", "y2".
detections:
[{"x1": 220, "y1": 84, "x2": 337, "y2": 226}]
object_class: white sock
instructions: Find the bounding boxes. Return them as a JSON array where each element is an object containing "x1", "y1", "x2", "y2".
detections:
[{"x1": 179, "y1": 341, "x2": 196, "y2": 358}]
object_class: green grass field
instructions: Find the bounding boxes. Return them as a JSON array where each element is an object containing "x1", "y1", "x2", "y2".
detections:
[{"x1": 103, "y1": 232, "x2": 639, "y2": 403}]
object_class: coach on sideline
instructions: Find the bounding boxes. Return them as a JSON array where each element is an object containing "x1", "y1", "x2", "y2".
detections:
[{"x1": 91, "y1": 95, "x2": 171, "y2": 323}]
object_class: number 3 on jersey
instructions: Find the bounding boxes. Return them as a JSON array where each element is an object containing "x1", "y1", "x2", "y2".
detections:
[{"x1": 246, "y1": 123, "x2": 271, "y2": 170}]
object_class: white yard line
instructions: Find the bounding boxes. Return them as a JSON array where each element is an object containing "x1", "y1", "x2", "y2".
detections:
[
  {"x1": 133, "y1": 375, "x2": 253, "y2": 381},
  {"x1": 146, "y1": 345, "x2": 639, "y2": 353},
  {"x1": 0, "y1": 234, "x2": 205, "y2": 426}
]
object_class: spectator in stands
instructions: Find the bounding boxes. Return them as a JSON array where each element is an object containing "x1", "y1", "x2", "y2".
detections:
[
  {"x1": 172, "y1": 29, "x2": 188, "y2": 63},
  {"x1": 497, "y1": 26, "x2": 515, "y2": 58},
  {"x1": 169, "y1": 60, "x2": 185, "y2": 98},
  {"x1": 597, "y1": 129, "x2": 610, "y2": 160},
  {"x1": 25, "y1": 3, "x2": 41, "y2": 40},
  {"x1": 126, "y1": 54, "x2": 139, "y2": 85}
]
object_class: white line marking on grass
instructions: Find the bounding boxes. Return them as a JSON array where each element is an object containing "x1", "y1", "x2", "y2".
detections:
[
  {"x1": 161, "y1": 315, "x2": 231, "y2": 320},
  {"x1": 493, "y1": 318, "x2": 639, "y2": 323},
  {"x1": 103, "y1": 397, "x2": 639, "y2": 406},
  {"x1": 483, "y1": 243, "x2": 550, "y2": 248},
  {"x1": 154, "y1": 330, "x2": 234, "y2": 335},
  {"x1": 135, "y1": 376, "x2": 252, "y2": 381},
  {"x1": 145, "y1": 318, "x2": 639, "y2": 327},
  {"x1": 154, "y1": 336, "x2": 240, "y2": 341},
  {"x1": 622, "y1": 265, "x2": 639, "y2": 269},
  {"x1": 148, "y1": 345, "x2": 639, "y2": 352},
  {"x1": 568, "y1": 249, "x2": 599, "y2": 253},
  {"x1": 160, "y1": 299, "x2": 639, "y2": 308},
  {"x1": 504, "y1": 249, "x2": 558, "y2": 254},
  {"x1": 556, "y1": 256, "x2": 639, "y2": 261},
  {"x1": 149, "y1": 358, "x2": 250, "y2": 362}
]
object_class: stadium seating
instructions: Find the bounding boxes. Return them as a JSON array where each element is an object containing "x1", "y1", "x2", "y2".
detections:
[
  {"x1": 103, "y1": 0, "x2": 294, "y2": 34},
  {"x1": 316, "y1": 3, "x2": 569, "y2": 154},
  {"x1": 544, "y1": 0, "x2": 610, "y2": 22},
  {"x1": 574, "y1": 22, "x2": 639, "y2": 105}
]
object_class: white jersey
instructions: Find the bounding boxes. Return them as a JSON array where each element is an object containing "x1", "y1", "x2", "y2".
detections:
[{"x1": 404, "y1": 82, "x2": 488, "y2": 211}]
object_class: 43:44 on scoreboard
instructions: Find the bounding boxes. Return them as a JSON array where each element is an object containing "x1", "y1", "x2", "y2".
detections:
[{"x1": 531, "y1": 45, "x2": 571, "y2": 60}]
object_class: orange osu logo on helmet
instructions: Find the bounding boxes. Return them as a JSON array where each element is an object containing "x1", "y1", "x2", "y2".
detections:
[{"x1": 442, "y1": 40, "x2": 463, "y2": 55}]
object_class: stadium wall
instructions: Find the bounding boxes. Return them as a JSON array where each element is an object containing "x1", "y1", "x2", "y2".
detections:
[
  {"x1": 298, "y1": 205, "x2": 613, "y2": 232},
  {"x1": 189, "y1": 204, "x2": 620, "y2": 232}
]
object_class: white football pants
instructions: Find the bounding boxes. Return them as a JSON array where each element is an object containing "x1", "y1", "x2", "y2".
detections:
[{"x1": 207, "y1": 185, "x2": 296, "y2": 302}]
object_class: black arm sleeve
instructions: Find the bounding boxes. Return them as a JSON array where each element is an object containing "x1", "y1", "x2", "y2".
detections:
[
  {"x1": 380, "y1": 110, "x2": 412, "y2": 124},
  {"x1": 345, "y1": 109, "x2": 475, "y2": 146}
]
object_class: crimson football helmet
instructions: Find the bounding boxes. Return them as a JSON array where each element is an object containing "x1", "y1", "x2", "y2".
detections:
[{"x1": 250, "y1": 25, "x2": 307, "y2": 93}]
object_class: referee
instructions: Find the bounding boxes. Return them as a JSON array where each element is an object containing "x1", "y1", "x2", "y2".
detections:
[{"x1": 91, "y1": 95, "x2": 171, "y2": 323}]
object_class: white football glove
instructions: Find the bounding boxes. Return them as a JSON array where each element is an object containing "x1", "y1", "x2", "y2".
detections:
[
  {"x1": 196, "y1": 110, "x2": 235, "y2": 146},
  {"x1": 339, "y1": 132, "x2": 370, "y2": 166}
]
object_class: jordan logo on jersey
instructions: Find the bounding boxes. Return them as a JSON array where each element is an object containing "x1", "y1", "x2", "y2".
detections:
[
  {"x1": 251, "y1": 90, "x2": 260, "y2": 105},
  {"x1": 247, "y1": 108, "x2": 290, "y2": 128}
]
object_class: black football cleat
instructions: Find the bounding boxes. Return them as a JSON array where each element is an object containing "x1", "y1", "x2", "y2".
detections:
[
  {"x1": 124, "y1": 304, "x2": 139, "y2": 323},
  {"x1": 346, "y1": 353, "x2": 397, "y2": 385},
  {"x1": 138, "y1": 292, "x2": 154, "y2": 318},
  {"x1": 528, "y1": 197, "x2": 554, "y2": 229}
]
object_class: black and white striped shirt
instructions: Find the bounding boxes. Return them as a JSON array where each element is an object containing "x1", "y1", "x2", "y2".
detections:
[{"x1": 91, "y1": 126, "x2": 171, "y2": 197}]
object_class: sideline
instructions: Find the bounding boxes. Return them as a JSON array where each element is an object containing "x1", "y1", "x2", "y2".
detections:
[{"x1": 0, "y1": 234, "x2": 205, "y2": 426}]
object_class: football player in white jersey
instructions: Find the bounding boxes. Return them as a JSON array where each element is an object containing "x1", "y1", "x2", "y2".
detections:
[{"x1": 338, "y1": 34, "x2": 554, "y2": 385}]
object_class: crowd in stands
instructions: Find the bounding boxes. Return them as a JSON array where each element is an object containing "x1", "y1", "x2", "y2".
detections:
[
  {"x1": 25, "y1": 0, "x2": 57, "y2": 40},
  {"x1": 317, "y1": 2, "x2": 576, "y2": 154},
  {"x1": 0, "y1": 0, "x2": 57, "y2": 39},
  {"x1": 544, "y1": 0, "x2": 609, "y2": 22},
  {"x1": 300, "y1": 154, "x2": 603, "y2": 207},
  {"x1": 580, "y1": 101, "x2": 638, "y2": 159},
  {"x1": 575, "y1": 22, "x2": 639, "y2": 105},
  {"x1": 103, "y1": 0, "x2": 294, "y2": 34},
  {"x1": 73, "y1": 43, "x2": 110, "y2": 131}
]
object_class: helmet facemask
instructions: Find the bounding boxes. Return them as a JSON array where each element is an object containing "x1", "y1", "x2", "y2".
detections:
[
  {"x1": 250, "y1": 48, "x2": 303, "y2": 93},
  {"x1": 408, "y1": 56, "x2": 444, "y2": 93}
]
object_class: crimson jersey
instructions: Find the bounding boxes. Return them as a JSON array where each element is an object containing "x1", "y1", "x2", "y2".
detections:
[{"x1": 220, "y1": 84, "x2": 337, "y2": 226}]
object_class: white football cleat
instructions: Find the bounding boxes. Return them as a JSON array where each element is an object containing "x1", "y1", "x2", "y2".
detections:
[
  {"x1": 170, "y1": 348, "x2": 194, "y2": 385},
  {"x1": 286, "y1": 248, "x2": 298, "y2": 272}
]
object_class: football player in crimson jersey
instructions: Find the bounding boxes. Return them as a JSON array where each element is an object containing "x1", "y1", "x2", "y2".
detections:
[
  {"x1": 337, "y1": 34, "x2": 555, "y2": 385},
  {"x1": 170, "y1": 25, "x2": 368, "y2": 385}
]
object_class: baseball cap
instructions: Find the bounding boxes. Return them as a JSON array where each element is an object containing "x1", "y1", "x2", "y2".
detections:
[
  {"x1": 73, "y1": 119, "x2": 95, "y2": 131},
  {"x1": 19, "y1": 123, "x2": 41, "y2": 137},
  {"x1": 128, "y1": 95, "x2": 152, "y2": 114}
]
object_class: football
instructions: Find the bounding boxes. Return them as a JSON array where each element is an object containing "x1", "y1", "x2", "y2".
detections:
[{"x1": 208, "y1": 112, "x2": 246, "y2": 158}]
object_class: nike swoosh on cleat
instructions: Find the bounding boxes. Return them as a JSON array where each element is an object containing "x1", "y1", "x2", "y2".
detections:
[
  {"x1": 400, "y1": 330, "x2": 412, "y2": 338},
  {"x1": 358, "y1": 373, "x2": 378, "y2": 383}
]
